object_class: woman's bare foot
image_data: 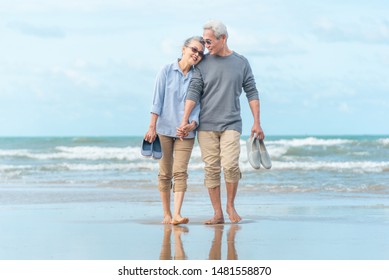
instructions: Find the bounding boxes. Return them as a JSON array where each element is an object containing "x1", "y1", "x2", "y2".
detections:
[
  {"x1": 162, "y1": 215, "x2": 172, "y2": 224},
  {"x1": 204, "y1": 216, "x2": 225, "y2": 225},
  {"x1": 171, "y1": 217, "x2": 189, "y2": 225},
  {"x1": 226, "y1": 207, "x2": 241, "y2": 223}
]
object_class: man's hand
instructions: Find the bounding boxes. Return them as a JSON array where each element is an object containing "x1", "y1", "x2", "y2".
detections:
[{"x1": 251, "y1": 123, "x2": 265, "y2": 140}]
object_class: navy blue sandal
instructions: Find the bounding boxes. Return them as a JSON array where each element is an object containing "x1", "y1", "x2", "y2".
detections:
[
  {"x1": 141, "y1": 139, "x2": 153, "y2": 157},
  {"x1": 152, "y1": 135, "x2": 163, "y2": 160}
]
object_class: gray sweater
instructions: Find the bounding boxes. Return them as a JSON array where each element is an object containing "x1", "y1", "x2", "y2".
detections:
[{"x1": 186, "y1": 51, "x2": 259, "y2": 133}]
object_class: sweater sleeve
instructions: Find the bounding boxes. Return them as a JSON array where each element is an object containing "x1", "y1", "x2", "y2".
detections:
[
  {"x1": 243, "y1": 60, "x2": 259, "y2": 101},
  {"x1": 186, "y1": 66, "x2": 203, "y2": 103},
  {"x1": 188, "y1": 101, "x2": 200, "y2": 127}
]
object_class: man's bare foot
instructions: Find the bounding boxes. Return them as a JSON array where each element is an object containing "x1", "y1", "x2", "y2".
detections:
[
  {"x1": 226, "y1": 207, "x2": 242, "y2": 223},
  {"x1": 204, "y1": 216, "x2": 225, "y2": 225},
  {"x1": 162, "y1": 215, "x2": 172, "y2": 224}
]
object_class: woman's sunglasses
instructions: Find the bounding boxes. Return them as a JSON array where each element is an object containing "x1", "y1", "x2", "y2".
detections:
[{"x1": 188, "y1": 46, "x2": 204, "y2": 57}]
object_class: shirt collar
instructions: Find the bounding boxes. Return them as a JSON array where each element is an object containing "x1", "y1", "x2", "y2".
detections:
[
  {"x1": 174, "y1": 59, "x2": 193, "y2": 76},
  {"x1": 173, "y1": 59, "x2": 181, "y2": 71}
]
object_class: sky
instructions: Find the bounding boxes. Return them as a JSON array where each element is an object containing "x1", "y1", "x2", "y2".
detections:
[{"x1": 0, "y1": 0, "x2": 388, "y2": 136}]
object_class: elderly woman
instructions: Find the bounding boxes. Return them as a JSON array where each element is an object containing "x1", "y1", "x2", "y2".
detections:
[{"x1": 143, "y1": 36, "x2": 205, "y2": 224}]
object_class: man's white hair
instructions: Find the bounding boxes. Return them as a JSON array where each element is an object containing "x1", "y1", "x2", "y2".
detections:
[{"x1": 203, "y1": 19, "x2": 228, "y2": 39}]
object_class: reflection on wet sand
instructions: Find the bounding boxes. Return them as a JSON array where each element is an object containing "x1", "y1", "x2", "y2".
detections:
[
  {"x1": 159, "y1": 225, "x2": 188, "y2": 260},
  {"x1": 208, "y1": 224, "x2": 240, "y2": 260},
  {"x1": 159, "y1": 224, "x2": 240, "y2": 260}
]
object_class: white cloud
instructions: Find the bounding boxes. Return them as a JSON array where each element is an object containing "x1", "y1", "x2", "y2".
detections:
[
  {"x1": 338, "y1": 102, "x2": 351, "y2": 113},
  {"x1": 0, "y1": 0, "x2": 147, "y2": 13},
  {"x1": 7, "y1": 21, "x2": 66, "y2": 38},
  {"x1": 230, "y1": 28, "x2": 307, "y2": 57},
  {"x1": 313, "y1": 17, "x2": 389, "y2": 44}
]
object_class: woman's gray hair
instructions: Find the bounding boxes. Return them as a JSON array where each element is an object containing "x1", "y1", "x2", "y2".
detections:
[
  {"x1": 203, "y1": 19, "x2": 228, "y2": 39},
  {"x1": 184, "y1": 36, "x2": 205, "y2": 48}
]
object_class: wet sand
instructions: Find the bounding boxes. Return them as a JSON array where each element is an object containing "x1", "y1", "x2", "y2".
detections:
[{"x1": 0, "y1": 185, "x2": 388, "y2": 260}]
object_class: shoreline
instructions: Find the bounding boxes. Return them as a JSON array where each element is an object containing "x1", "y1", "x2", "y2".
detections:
[{"x1": 1, "y1": 184, "x2": 388, "y2": 260}]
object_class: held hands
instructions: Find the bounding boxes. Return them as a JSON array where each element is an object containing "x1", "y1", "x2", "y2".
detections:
[{"x1": 176, "y1": 121, "x2": 196, "y2": 140}]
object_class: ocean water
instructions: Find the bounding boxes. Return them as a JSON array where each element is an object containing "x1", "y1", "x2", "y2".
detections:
[
  {"x1": 1, "y1": 135, "x2": 389, "y2": 260},
  {"x1": 1, "y1": 135, "x2": 389, "y2": 196}
]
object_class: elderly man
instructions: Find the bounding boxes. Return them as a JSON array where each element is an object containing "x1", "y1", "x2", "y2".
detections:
[{"x1": 178, "y1": 20, "x2": 264, "y2": 224}]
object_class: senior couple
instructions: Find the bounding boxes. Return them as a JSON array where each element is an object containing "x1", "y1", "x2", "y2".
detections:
[{"x1": 144, "y1": 20, "x2": 265, "y2": 225}]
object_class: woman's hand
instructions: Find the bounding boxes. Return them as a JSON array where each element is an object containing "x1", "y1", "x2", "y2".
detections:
[
  {"x1": 145, "y1": 113, "x2": 158, "y2": 142},
  {"x1": 144, "y1": 126, "x2": 157, "y2": 143}
]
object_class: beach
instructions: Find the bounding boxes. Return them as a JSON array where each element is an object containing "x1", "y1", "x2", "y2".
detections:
[
  {"x1": 1, "y1": 136, "x2": 389, "y2": 260},
  {"x1": 1, "y1": 186, "x2": 388, "y2": 260}
]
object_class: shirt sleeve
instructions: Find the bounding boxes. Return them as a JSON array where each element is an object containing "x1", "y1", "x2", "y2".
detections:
[{"x1": 150, "y1": 66, "x2": 167, "y2": 115}]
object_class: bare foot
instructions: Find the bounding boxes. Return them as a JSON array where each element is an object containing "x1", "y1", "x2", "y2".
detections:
[
  {"x1": 162, "y1": 215, "x2": 172, "y2": 224},
  {"x1": 226, "y1": 207, "x2": 241, "y2": 223},
  {"x1": 204, "y1": 216, "x2": 225, "y2": 225},
  {"x1": 171, "y1": 217, "x2": 189, "y2": 225}
]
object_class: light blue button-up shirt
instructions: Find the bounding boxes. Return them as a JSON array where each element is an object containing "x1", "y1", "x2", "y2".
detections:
[{"x1": 151, "y1": 60, "x2": 200, "y2": 138}]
